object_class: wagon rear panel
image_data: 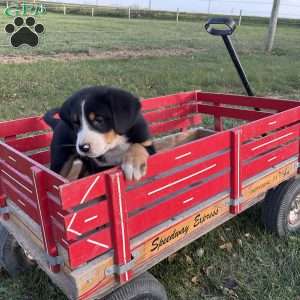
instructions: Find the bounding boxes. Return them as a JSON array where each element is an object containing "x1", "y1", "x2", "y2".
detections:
[{"x1": 0, "y1": 91, "x2": 300, "y2": 300}]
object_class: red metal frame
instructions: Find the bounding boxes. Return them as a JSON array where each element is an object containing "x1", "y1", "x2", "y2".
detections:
[{"x1": 1, "y1": 91, "x2": 300, "y2": 281}]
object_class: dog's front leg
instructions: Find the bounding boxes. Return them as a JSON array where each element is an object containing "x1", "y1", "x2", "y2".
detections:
[
  {"x1": 121, "y1": 143, "x2": 150, "y2": 181},
  {"x1": 60, "y1": 155, "x2": 83, "y2": 181}
]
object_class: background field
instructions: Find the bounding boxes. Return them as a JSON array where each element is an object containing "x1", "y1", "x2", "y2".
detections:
[{"x1": 0, "y1": 11, "x2": 300, "y2": 300}]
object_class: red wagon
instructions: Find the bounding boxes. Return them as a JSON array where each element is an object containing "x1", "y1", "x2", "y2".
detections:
[
  {"x1": 1, "y1": 18, "x2": 300, "y2": 300},
  {"x1": 1, "y1": 89, "x2": 300, "y2": 299}
]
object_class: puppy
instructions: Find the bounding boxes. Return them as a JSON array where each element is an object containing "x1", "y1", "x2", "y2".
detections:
[{"x1": 44, "y1": 86, "x2": 155, "y2": 181}]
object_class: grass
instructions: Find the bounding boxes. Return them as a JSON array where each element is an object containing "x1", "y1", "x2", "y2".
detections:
[{"x1": 0, "y1": 12, "x2": 300, "y2": 300}]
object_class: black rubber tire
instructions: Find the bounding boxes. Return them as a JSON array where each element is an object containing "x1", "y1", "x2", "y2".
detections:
[
  {"x1": 262, "y1": 178, "x2": 300, "y2": 236},
  {"x1": 0, "y1": 223, "x2": 35, "y2": 277},
  {"x1": 104, "y1": 272, "x2": 168, "y2": 300}
]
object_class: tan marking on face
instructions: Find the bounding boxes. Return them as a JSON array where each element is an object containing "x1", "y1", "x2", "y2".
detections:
[
  {"x1": 104, "y1": 130, "x2": 118, "y2": 144},
  {"x1": 89, "y1": 112, "x2": 96, "y2": 121}
]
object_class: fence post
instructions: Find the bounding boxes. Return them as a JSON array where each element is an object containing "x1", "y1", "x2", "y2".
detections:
[
  {"x1": 128, "y1": 7, "x2": 131, "y2": 20},
  {"x1": 176, "y1": 8, "x2": 179, "y2": 24},
  {"x1": 6, "y1": 1, "x2": 8, "y2": 8},
  {"x1": 238, "y1": 10, "x2": 242, "y2": 26},
  {"x1": 92, "y1": 7, "x2": 94, "y2": 17},
  {"x1": 208, "y1": 0, "x2": 212, "y2": 14},
  {"x1": 63, "y1": 5, "x2": 66, "y2": 15},
  {"x1": 265, "y1": 0, "x2": 281, "y2": 52}
]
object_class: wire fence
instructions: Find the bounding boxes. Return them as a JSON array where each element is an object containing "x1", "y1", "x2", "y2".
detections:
[
  {"x1": 0, "y1": 0, "x2": 299, "y2": 55},
  {"x1": 39, "y1": 0, "x2": 300, "y2": 20}
]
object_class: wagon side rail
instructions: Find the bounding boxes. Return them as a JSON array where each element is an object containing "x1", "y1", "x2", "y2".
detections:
[{"x1": 0, "y1": 139, "x2": 68, "y2": 272}]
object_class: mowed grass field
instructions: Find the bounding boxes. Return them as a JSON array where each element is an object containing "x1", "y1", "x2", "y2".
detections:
[{"x1": 0, "y1": 11, "x2": 300, "y2": 300}]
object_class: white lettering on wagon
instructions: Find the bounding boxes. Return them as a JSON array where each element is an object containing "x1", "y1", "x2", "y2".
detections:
[{"x1": 150, "y1": 206, "x2": 220, "y2": 252}]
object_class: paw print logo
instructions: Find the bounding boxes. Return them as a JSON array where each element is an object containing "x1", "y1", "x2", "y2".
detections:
[{"x1": 5, "y1": 16, "x2": 44, "y2": 48}]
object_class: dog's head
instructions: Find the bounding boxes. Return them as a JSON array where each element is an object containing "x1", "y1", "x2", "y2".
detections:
[{"x1": 60, "y1": 86, "x2": 141, "y2": 158}]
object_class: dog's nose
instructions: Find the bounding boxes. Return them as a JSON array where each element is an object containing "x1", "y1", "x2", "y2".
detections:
[{"x1": 79, "y1": 143, "x2": 90, "y2": 153}]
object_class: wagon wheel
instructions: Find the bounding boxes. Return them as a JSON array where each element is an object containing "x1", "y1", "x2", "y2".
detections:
[
  {"x1": 262, "y1": 178, "x2": 300, "y2": 236},
  {"x1": 0, "y1": 223, "x2": 35, "y2": 277},
  {"x1": 104, "y1": 272, "x2": 168, "y2": 300}
]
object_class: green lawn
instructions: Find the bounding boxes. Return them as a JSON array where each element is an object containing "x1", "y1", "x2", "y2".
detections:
[{"x1": 0, "y1": 11, "x2": 300, "y2": 300}]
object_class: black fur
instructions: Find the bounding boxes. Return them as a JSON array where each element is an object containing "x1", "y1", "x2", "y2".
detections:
[{"x1": 44, "y1": 86, "x2": 155, "y2": 177}]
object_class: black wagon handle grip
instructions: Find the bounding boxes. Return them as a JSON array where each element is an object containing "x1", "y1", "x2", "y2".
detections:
[{"x1": 205, "y1": 17, "x2": 236, "y2": 36}]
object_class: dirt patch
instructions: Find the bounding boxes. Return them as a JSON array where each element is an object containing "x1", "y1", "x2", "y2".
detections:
[{"x1": 0, "y1": 48, "x2": 201, "y2": 64}]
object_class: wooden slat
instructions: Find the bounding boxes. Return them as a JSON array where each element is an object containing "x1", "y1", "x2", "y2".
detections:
[
  {"x1": 0, "y1": 142, "x2": 33, "y2": 177},
  {"x1": 65, "y1": 227, "x2": 112, "y2": 269},
  {"x1": 60, "y1": 200, "x2": 109, "y2": 241},
  {"x1": 240, "y1": 107, "x2": 300, "y2": 142},
  {"x1": 43, "y1": 169, "x2": 68, "y2": 199},
  {"x1": 0, "y1": 160, "x2": 33, "y2": 199},
  {"x1": 2, "y1": 178, "x2": 39, "y2": 222},
  {"x1": 0, "y1": 141, "x2": 65, "y2": 190},
  {"x1": 126, "y1": 151, "x2": 230, "y2": 212},
  {"x1": 138, "y1": 131, "x2": 230, "y2": 179},
  {"x1": 29, "y1": 150, "x2": 51, "y2": 165},
  {"x1": 149, "y1": 115, "x2": 201, "y2": 136},
  {"x1": 142, "y1": 91, "x2": 197, "y2": 111},
  {"x1": 242, "y1": 141, "x2": 299, "y2": 180},
  {"x1": 128, "y1": 173, "x2": 230, "y2": 238},
  {"x1": 242, "y1": 124, "x2": 299, "y2": 160},
  {"x1": 59, "y1": 173, "x2": 106, "y2": 210},
  {"x1": 197, "y1": 92, "x2": 300, "y2": 111},
  {"x1": 6, "y1": 132, "x2": 52, "y2": 152},
  {"x1": 144, "y1": 105, "x2": 197, "y2": 124},
  {"x1": 197, "y1": 104, "x2": 272, "y2": 121},
  {"x1": 0, "y1": 116, "x2": 49, "y2": 138}
]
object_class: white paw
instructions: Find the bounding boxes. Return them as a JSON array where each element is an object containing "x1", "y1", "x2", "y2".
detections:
[
  {"x1": 121, "y1": 161, "x2": 146, "y2": 181},
  {"x1": 121, "y1": 144, "x2": 149, "y2": 181}
]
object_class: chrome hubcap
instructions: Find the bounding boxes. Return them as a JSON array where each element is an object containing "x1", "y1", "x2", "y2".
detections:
[{"x1": 288, "y1": 193, "x2": 300, "y2": 227}]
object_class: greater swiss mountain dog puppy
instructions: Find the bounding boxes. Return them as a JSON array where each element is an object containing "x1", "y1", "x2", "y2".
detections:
[{"x1": 44, "y1": 86, "x2": 155, "y2": 181}]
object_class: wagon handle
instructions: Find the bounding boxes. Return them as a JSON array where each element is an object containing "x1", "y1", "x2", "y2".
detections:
[
  {"x1": 205, "y1": 17, "x2": 236, "y2": 36},
  {"x1": 205, "y1": 17, "x2": 255, "y2": 98}
]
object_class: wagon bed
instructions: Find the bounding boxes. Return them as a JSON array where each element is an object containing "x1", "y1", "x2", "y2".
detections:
[{"x1": 0, "y1": 91, "x2": 299, "y2": 299}]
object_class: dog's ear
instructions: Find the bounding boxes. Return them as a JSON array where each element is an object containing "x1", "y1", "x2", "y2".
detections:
[
  {"x1": 59, "y1": 97, "x2": 73, "y2": 126},
  {"x1": 109, "y1": 90, "x2": 141, "y2": 134}
]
